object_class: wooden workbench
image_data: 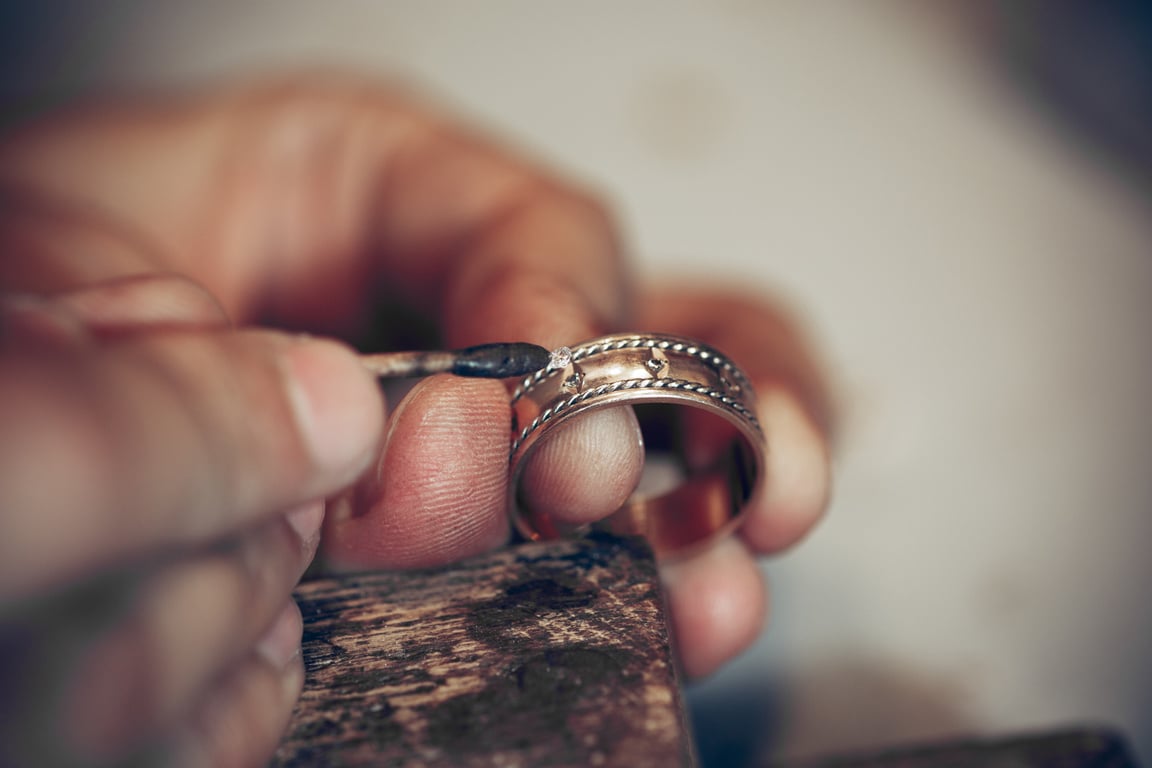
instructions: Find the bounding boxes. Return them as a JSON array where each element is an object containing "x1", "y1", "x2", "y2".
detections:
[{"x1": 273, "y1": 533, "x2": 693, "y2": 767}]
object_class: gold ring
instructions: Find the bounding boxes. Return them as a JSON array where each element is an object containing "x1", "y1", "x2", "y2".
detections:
[{"x1": 507, "y1": 333, "x2": 765, "y2": 558}]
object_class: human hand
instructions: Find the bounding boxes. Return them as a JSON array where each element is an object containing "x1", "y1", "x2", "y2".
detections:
[
  {"x1": 0, "y1": 280, "x2": 384, "y2": 767},
  {"x1": 0, "y1": 75, "x2": 832, "y2": 765}
]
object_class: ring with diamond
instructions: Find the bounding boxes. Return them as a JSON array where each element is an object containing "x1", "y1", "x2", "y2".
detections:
[{"x1": 507, "y1": 333, "x2": 765, "y2": 558}]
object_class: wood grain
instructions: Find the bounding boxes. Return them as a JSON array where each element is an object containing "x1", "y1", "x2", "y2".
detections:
[{"x1": 273, "y1": 533, "x2": 694, "y2": 767}]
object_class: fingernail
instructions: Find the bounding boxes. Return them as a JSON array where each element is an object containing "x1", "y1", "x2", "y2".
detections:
[
  {"x1": 0, "y1": 293, "x2": 88, "y2": 347},
  {"x1": 764, "y1": 389, "x2": 833, "y2": 513},
  {"x1": 741, "y1": 389, "x2": 833, "y2": 553},
  {"x1": 282, "y1": 337, "x2": 384, "y2": 486},
  {"x1": 257, "y1": 601, "x2": 303, "y2": 671},
  {"x1": 285, "y1": 500, "x2": 324, "y2": 548}
]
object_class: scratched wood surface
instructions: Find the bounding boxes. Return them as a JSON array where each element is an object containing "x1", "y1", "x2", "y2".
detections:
[{"x1": 273, "y1": 533, "x2": 694, "y2": 767}]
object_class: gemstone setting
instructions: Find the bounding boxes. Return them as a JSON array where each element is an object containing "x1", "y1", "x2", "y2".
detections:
[{"x1": 548, "y1": 346, "x2": 573, "y2": 371}]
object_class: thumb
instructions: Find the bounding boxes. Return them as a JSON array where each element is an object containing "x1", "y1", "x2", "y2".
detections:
[{"x1": 0, "y1": 324, "x2": 383, "y2": 601}]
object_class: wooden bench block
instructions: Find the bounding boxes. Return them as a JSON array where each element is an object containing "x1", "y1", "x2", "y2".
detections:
[{"x1": 273, "y1": 534, "x2": 694, "y2": 767}]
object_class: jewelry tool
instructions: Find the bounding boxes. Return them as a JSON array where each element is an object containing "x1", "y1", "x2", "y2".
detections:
[{"x1": 360, "y1": 342, "x2": 551, "y2": 380}]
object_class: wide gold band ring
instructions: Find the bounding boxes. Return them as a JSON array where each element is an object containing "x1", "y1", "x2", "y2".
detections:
[{"x1": 507, "y1": 333, "x2": 765, "y2": 558}]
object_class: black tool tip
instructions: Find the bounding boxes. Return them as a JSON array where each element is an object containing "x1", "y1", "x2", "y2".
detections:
[{"x1": 451, "y1": 342, "x2": 553, "y2": 379}]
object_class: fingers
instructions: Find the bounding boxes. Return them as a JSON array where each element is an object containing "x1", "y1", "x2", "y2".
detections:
[
  {"x1": 742, "y1": 388, "x2": 833, "y2": 552},
  {"x1": 631, "y1": 285, "x2": 833, "y2": 678},
  {"x1": 1, "y1": 77, "x2": 645, "y2": 563},
  {"x1": 255, "y1": 83, "x2": 641, "y2": 557},
  {"x1": 65, "y1": 508, "x2": 317, "y2": 759},
  {"x1": 348, "y1": 91, "x2": 642, "y2": 542},
  {"x1": 169, "y1": 629, "x2": 305, "y2": 768},
  {"x1": 0, "y1": 328, "x2": 382, "y2": 600},
  {"x1": 323, "y1": 376, "x2": 510, "y2": 570},
  {"x1": 55, "y1": 273, "x2": 232, "y2": 333},
  {"x1": 517, "y1": 408, "x2": 646, "y2": 526},
  {"x1": 661, "y1": 537, "x2": 768, "y2": 679},
  {"x1": 0, "y1": 77, "x2": 633, "y2": 336},
  {"x1": 0, "y1": 508, "x2": 313, "y2": 766},
  {"x1": 438, "y1": 190, "x2": 628, "y2": 348},
  {"x1": 637, "y1": 285, "x2": 834, "y2": 555},
  {"x1": 0, "y1": 184, "x2": 165, "y2": 295},
  {"x1": 0, "y1": 274, "x2": 231, "y2": 355},
  {"x1": 402, "y1": 134, "x2": 642, "y2": 533},
  {"x1": 435, "y1": 188, "x2": 644, "y2": 532},
  {"x1": 322, "y1": 382, "x2": 643, "y2": 572}
]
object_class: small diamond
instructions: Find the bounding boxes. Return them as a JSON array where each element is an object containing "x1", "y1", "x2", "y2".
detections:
[
  {"x1": 562, "y1": 370, "x2": 585, "y2": 392},
  {"x1": 645, "y1": 350, "x2": 669, "y2": 378},
  {"x1": 548, "y1": 346, "x2": 573, "y2": 370}
]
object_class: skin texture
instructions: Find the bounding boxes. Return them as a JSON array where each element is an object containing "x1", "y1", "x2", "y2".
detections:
[{"x1": 0, "y1": 75, "x2": 832, "y2": 766}]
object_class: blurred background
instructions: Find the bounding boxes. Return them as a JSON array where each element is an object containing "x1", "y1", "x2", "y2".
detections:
[{"x1": 1, "y1": 2, "x2": 1149, "y2": 765}]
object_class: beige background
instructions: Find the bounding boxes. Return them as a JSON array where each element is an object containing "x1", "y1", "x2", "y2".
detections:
[{"x1": 5, "y1": 2, "x2": 1150, "y2": 763}]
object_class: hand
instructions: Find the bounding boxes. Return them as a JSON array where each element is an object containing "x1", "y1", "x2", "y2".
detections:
[
  {"x1": 0, "y1": 75, "x2": 832, "y2": 766},
  {"x1": 0, "y1": 280, "x2": 385, "y2": 768}
]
